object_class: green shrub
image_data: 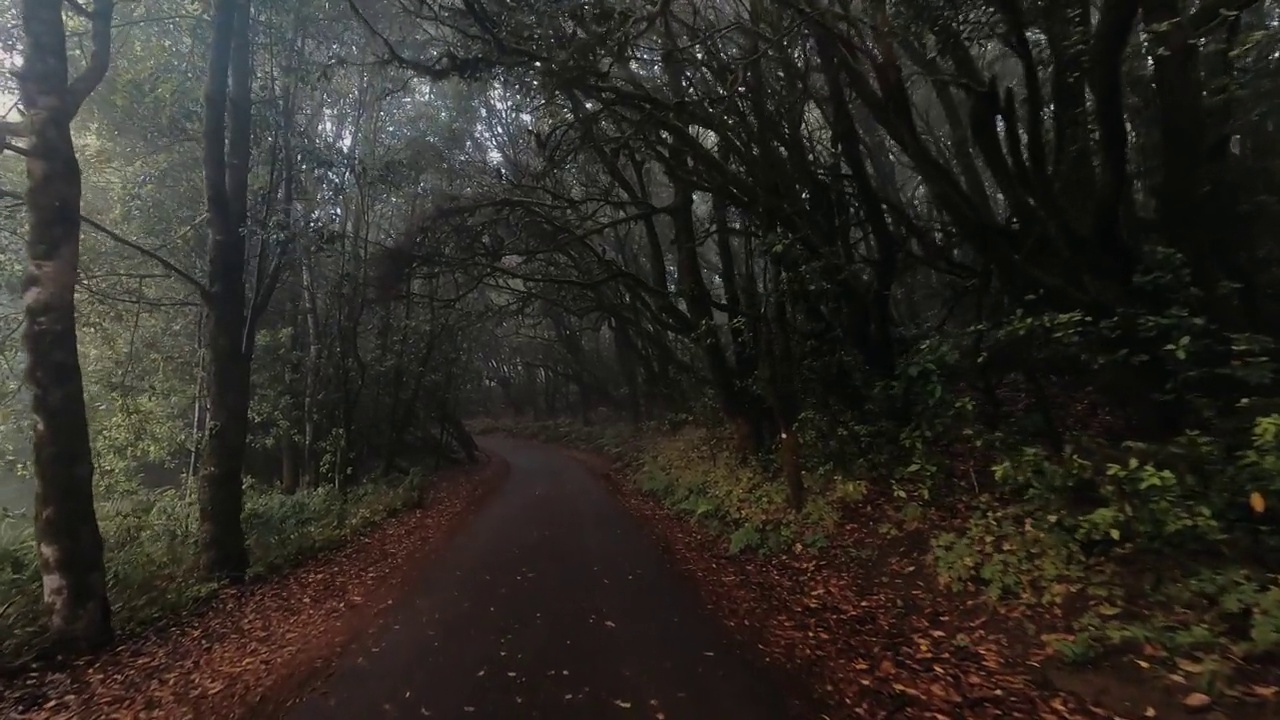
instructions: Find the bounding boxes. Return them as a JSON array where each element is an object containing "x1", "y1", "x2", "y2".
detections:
[
  {"x1": 933, "y1": 419, "x2": 1280, "y2": 660},
  {"x1": 631, "y1": 429, "x2": 840, "y2": 555}
]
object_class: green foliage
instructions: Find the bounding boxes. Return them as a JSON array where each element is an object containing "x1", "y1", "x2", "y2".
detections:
[
  {"x1": 633, "y1": 429, "x2": 839, "y2": 555},
  {"x1": 1049, "y1": 633, "x2": 1103, "y2": 666},
  {"x1": 987, "y1": 409, "x2": 1280, "y2": 558},
  {"x1": 468, "y1": 417, "x2": 634, "y2": 456},
  {"x1": 933, "y1": 508, "x2": 1090, "y2": 605},
  {"x1": 245, "y1": 478, "x2": 420, "y2": 574},
  {"x1": 0, "y1": 474, "x2": 422, "y2": 666}
]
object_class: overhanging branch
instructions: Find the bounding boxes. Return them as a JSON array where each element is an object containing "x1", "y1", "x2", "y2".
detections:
[
  {"x1": 0, "y1": 186, "x2": 211, "y2": 301},
  {"x1": 344, "y1": 0, "x2": 495, "y2": 80}
]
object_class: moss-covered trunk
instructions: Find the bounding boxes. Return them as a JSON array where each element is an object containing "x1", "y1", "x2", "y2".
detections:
[{"x1": 18, "y1": 0, "x2": 116, "y2": 652}]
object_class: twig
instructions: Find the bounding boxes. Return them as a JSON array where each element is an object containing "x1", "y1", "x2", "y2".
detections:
[
  {"x1": 80, "y1": 214, "x2": 211, "y2": 301},
  {"x1": 64, "y1": 0, "x2": 93, "y2": 18}
]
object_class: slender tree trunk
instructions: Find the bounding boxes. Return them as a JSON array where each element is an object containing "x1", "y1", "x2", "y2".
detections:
[
  {"x1": 197, "y1": 324, "x2": 251, "y2": 579},
  {"x1": 613, "y1": 322, "x2": 643, "y2": 425},
  {"x1": 198, "y1": 0, "x2": 252, "y2": 581},
  {"x1": 280, "y1": 434, "x2": 299, "y2": 493},
  {"x1": 765, "y1": 259, "x2": 804, "y2": 510},
  {"x1": 277, "y1": 63, "x2": 300, "y2": 494},
  {"x1": 544, "y1": 373, "x2": 557, "y2": 417},
  {"x1": 301, "y1": 248, "x2": 322, "y2": 486},
  {"x1": 281, "y1": 298, "x2": 303, "y2": 493},
  {"x1": 18, "y1": 0, "x2": 117, "y2": 652},
  {"x1": 188, "y1": 309, "x2": 207, "y2": 480}
]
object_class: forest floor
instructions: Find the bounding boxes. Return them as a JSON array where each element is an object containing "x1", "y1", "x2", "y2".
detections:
[
  {"x1": 0, "y1": 453, "x2": 507, "y2": 720},
  {"x1": 554, "y1": 444, "x2": 1279, "y2": 720},
  {"x1": 4, "y1": 434, "x2": 1273, "y2": 720}
]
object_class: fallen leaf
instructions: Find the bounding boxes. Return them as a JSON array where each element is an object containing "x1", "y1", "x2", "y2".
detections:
[
  {"x1": 1245, "y1": 684, "x2": 1278, "y2": 699},
  {"x1": 1175, "y1": 658, "x2": 1204, "y2": 674},
  {"x1": 1182, "y1": 692, "x2": 1212, "y2": 713}
]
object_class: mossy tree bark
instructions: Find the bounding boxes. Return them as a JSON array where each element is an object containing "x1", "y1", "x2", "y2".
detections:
[{"x1": 16, "y1": 0, "x2": 117, "y2": 652}]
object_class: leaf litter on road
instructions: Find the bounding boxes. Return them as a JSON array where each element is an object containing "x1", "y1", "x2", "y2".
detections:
[
  {"x1": 0, "y1": 457, "x2": 507, "y2": 720},
  {"x1": 576, "y1": 448, "x2": 1117, "y2": 720}
]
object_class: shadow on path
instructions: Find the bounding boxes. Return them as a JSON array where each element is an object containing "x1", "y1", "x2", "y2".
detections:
[{"x1": 285, "y1": 437, "x2": 792, "y2": 720}]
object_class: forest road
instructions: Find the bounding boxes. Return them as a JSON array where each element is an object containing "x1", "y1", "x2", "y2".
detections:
[{"x1": 283, "y1": 437, "x2": 794, "y2": 720}]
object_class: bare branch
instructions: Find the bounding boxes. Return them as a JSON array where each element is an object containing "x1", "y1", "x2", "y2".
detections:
[
  {"x1": 64, "y1": 0, "x2": 92, "y2": 19},
  {"x1": 1188, "y1": 0, "x2": 1263, "y2": 35},
  {"x1": 0, "y1": 119, "x2": 31, "y2": 139},
  {"x1": 0, "y1": 186, "x2": 211, "y2": 301},
  {"x1": 344, "y1": 0, "x2": 496, "y2": 80},
  {"x1": 79, "y1": 214, "x2": 211, "y2": 301},
  {"x1": 68, "y1": 0, "x2": 116, "y2": 114}
]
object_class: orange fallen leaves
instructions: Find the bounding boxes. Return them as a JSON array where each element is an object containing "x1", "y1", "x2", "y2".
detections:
[
  {"x1": 597, "y1": 460, "x2": 1113, "y2": 720},
  {"x1": 0, "y1": 458, "x2": 506, "y2": 720}
]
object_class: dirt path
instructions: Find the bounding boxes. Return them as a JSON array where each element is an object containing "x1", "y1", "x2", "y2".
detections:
[{"x1": 284, "y1": 438, "x2": 796, "y2": 720}]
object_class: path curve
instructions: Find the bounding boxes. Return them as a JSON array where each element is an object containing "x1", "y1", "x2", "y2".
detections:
[{"x1": 284, "y1": 437, "x2": 793, "y2": 720}]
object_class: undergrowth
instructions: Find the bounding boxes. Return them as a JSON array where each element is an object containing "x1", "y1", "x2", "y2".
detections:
[
  {"x1": 636, "y1": 429, "x2": 845, "y2": 554},
  {"x1": 930, "y1": 423, "x2": 1280, "y2": 672},
  {"x1": 0, "y1": 474, "x2": 422, "y2": 667}
]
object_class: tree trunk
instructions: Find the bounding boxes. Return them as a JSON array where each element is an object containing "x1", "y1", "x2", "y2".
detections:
[
  {"x1": 197, "y1": 0, "x2": 252, "y2": 581},
  {"x1": 19, "y1": 0, "x2": 116, "y2": 652},
  {"x1": 612, "y1": 322, "x2": 643, "y2": 425},
  {"x1": 660, "y1": 18, "x2": 760, "y2": 453},
  {"x1": 764, "y1": 257, "x2": 804, "y2": 510},
  {"x1": 301, "y1": 248, "x2": 322, "y2": 486},
  {"x1": 196, "y1": 337, "x2": 251, "y2": 579},
  {"x1": 281, "y1": 435, "x2": 299, "y2": 494},
  {"x1": 281, "y1": 299, "x2": 303, "y2": 494},
  {"x1": 187, "y1": 309, "x2": 208, "y2": 480},
  {"x1": 278, "y1": 66, "x2": 301, "y2": 494}
]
